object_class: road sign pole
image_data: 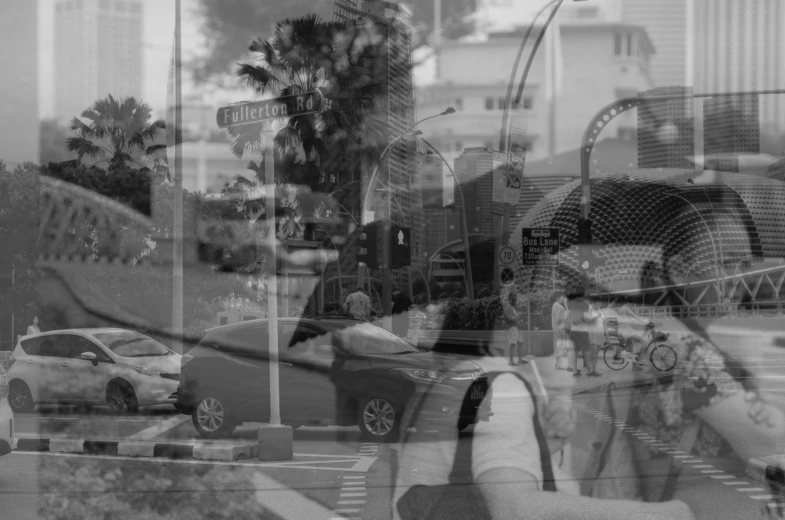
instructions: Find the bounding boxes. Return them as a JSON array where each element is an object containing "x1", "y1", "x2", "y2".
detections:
[{"x1": 264, "y1": 127, "x2": 281, "y2": 426}]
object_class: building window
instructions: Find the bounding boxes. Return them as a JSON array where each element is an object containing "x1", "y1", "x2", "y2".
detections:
[
  {"x1": 522, "y1": 96, "x2": 533, "y2": 109},
  {"x1": 614, "y1": 32, "x2": 623, "y2": 56},
  {"x1": 454, "y1": 98, "x2": 463, "y2": 110},
  {"x1": 485, "y1": 97, "x2": 494, "y2": 110},
  {"x1": 626, "y1": 33, "x2": 633, "y2": 56},
  {"x1": 498, "y1": 97, "x2": 506, "y2": 110}
]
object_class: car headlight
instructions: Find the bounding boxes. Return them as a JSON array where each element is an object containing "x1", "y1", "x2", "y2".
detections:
[
  {"x1": 132, "y1": 365, "x2": 162, "y2": 377},
  {"x1": 395, "y1": 368, "x2": 447, "y2": 383}
]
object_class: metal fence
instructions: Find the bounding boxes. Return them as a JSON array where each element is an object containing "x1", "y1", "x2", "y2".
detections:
[{"x1": 631, "y1": 301, "x2": 785, "y2": 320}]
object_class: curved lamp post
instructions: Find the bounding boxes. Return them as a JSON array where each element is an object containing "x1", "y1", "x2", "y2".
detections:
[{"x1": 418, "y1": 135, "x2": 476, "y2": 300}]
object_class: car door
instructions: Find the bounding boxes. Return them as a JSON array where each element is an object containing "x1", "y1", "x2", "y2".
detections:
[
  {"x1": 31, "y1": 335, "x2": 71, "y2": 402},
  {"x1": 217, "y1": 324, "x2": 270, "y2": 422},
  {"x1": 279, "y1": 323, "x2": 338, "y2": 423},
  {"x1": 56, "y1": 335, "x2": 111, "y2": 403},
  {"x1": 13, "y1": 336, "x2": 55, "y2": 402}
]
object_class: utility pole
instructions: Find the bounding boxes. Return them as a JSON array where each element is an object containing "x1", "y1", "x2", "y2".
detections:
[{"x1": 171, "y1": 0, "x2": 184, "y2": 354}]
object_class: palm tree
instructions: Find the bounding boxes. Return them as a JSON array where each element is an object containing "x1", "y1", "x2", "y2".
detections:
[{"x1": 66, "y1": 95, "x2": 166, "y2": 171}]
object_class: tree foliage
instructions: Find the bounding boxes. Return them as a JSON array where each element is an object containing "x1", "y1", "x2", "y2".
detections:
[{"x1": 66, "y1": 95, "x2": 167, "y2": 172}]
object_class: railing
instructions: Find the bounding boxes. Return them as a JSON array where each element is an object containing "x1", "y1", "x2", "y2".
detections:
[{"x1": 630, "y1": 301, "x2": 785, "y2": 320}]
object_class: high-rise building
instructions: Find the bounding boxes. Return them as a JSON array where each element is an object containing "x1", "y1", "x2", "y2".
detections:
[
  {"x1": 423, "y1": 208, "x2": 461, "y2": 260},
  {"x1": 0, "y1": 0, "x2": 38, "y2": 166},
  {"x1": 692, "y1": 0, "x2": 785, "y2": 129},
  {"x1": 54, "y1": 0, "x2": 144, "y2": 123},
  {"x1": 454, "y1": 148, "x2": 495, "y2": 236},
  {"x1": 619, "y1": 0, "x2": 688, "y2": 88},
  {"x1": 417, "y1": 151, "x2": 445, "y2": 209},
  {"x1": 637, "y1": 86, "x2": 694, "y2": 169},
  {"x1": 704, "y1": 95, "x2": 760, "y2": 156},
  {"x1": 334, "y1": 0, "x2": 421, "y2": 288}
]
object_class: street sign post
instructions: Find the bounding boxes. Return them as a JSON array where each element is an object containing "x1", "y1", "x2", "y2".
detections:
[
  {"x1": 216, "y1": 91, "x2": 323, "y2": 128},
  {"x1": 521, "y1": 228, "x2": 560, "y2": 266}
]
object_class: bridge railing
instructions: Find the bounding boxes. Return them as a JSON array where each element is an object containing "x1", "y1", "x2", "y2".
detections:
[{"x1": 630, "y1": 301, "x2": 785, "y2": 320}]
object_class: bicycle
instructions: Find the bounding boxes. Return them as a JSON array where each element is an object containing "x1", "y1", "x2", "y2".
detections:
[{"x1": 602, "y1": 322, "x2": 678, "y2": 372}]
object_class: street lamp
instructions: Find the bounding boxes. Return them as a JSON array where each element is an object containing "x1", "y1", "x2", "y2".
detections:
[
  {"x1": 361, "y1": 108, "x2": 456, "y2": 331},
  {"x1": 418, "y1": 135, "x2": 476, "y2": 301}
]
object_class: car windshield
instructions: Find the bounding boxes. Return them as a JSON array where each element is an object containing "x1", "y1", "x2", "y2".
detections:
[
  {"x1": 93, "y1": 332, "x2": 171, "y2": 358},
  {"x1": 335, "y1": 323, "x2": 419, "y2": 356}
]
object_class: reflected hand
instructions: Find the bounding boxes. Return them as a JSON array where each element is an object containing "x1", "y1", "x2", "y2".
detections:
[{"x1": 746, "y1": 391, "x2": 776, "y2": 427}]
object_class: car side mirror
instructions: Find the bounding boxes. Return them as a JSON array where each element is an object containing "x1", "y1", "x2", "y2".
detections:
[{"x1": 80, "y1": 352, "x2": 98, "y2": 365}]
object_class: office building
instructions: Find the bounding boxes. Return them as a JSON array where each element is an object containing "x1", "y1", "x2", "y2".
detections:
[
  {"x1": 417, "y1": 151, "x2": 446, "y2": 209},
  {"x1": 54, "y1": 0, "x2": 144, "y2": 123},
  {"x1": 637, "y1": 86, "x2": 694, "y2": 169},
  {"x1": 704, "y1": 95, "x2": 760, "y2": 156},
  {"x1": 453, "y1": 148, "x2": 495, "y2": 236},
  {"x1": 0, "y1": 1, "x2": 38, "y2": 166}
]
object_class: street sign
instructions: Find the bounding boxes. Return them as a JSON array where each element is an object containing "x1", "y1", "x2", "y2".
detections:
[
  {"x1": 500, "y1": 267, "x2": 516, "y2": 285},
  {"x1": 216, "y1": 91, "x2": 323, "y2": 129},
  {"x1": 499, "y1": 245, "x2": 516, "y2": 266},
  {"x1": 521, "y1": 228, "x2": 560, "y2": 266}
]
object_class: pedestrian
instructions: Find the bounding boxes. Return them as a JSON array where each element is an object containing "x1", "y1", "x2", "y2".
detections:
[
  {"x1": 391, "y1": 287, "x2": 413, "y2": 338},
  {"x1": 566, "y1": 288, "x2": 592, "y2": 376},
  {"x1": 504, "y1": 291, "x2": 527, "y2": 366},
  {"x1": 585, "y1": 299, "x2": 605, "y2": 377},
  {"x1": 342, "y1": 286, "x2": 371, "y2": 321},
  {"x1": 551, "y1": 291, "x2": 572, "y2": 370},
  {"x1": 26, "y1": 316, "x2": 41, "y2": 336}
]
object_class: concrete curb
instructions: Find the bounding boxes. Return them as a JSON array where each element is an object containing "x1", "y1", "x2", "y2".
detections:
[
  {"x1": 13, "y1": 436, "x2": 258, "y2": 461},
  {"x1": 746, "y1": 455, "x2": 785, "y2": 491},
  {"x1": 568, "y1": 372, "x2": 680, "y2": 396}
]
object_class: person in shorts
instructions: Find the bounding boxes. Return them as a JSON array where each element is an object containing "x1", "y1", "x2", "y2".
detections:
[
  {"x1": 567, "y1": 288, "x2": 591, "y2": 376},
  {"x1": 504, "y1": 291, "x2": 527, "y2": 366}
]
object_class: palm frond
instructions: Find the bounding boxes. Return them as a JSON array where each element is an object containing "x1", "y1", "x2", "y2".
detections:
[
  {"x1": 227, "y1": 123, "x2": 264, "y2": 158},
  {"x1": 235, "y1": 63, "x2": 281, "y2": 93},
  {"x1": 66, "y1": 136, "x2": 103, "y2": 160}
]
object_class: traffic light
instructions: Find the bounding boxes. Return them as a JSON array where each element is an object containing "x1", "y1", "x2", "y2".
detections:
[
  {"x1": 390, "y1": 225, "x2": 411, "y2": 269},
  {"x1": 357, "y1": 222, "x2": 379, "y2": 269}
]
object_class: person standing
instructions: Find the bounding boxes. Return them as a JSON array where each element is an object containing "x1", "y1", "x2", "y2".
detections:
[
  {"x1": 26, "y1": 316, "x2": 41, "y2": 336},
  {"x1": 504, "y1": 291, "x2": 527, "y2": 366},
  {"x1": 391, "y1": 288, "x2": 413, "y2": 338},
  {"x1": 585, "y1": 299, "x2": 605, "y2": 377},
  {"x1": 342, "y1": 287, "x2": 371, "y2": 321},
  {"x1": 551, "y1": 292, "x2": 572, "y2": 370},
  {"x1": 567, "y1": 288, "x2": 592, "y2": 376}
]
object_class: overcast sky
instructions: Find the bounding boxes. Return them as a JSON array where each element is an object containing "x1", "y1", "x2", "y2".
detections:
[{"x1": 38, "y1": 0, "x2": 205, "y2": 119}]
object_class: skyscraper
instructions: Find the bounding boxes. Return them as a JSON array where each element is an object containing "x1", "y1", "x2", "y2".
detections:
[
  {"x1": 417, "y1": 151, "x2": 445, "y2": 209},
  {"x1": 334, "y1": 0, "x2": 421, "y2": 287},
  {"x1": 637, "y1": 86, "x2": 694, "y2": 169},
  {"x1": 54, "y1": 0, "x2": 144, "y2": 123},
  {"x1": 454, "y1": 148, "x2": 495, "y2": 236},
  {"x1": 619, "y1": 0, "x2": 688, "y2": 88},
  {"x1": 692, "y1": 0, "x2": 785, "y2": 129},
  {"x1": 704, "y1": 95, "x2": 760, "y2": 156},
  {"x1": 0, "y1": 0, "x2": 38, "y2": 166}
]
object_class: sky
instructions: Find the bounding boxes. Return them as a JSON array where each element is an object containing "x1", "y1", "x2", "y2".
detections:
[{"x1": 38, "y1": 0, "x2": 205, "y2": 120}]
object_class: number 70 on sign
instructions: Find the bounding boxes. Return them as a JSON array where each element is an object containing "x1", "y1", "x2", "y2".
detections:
[{"x1": 499, "y1": 246, "x2": 516, "y2": 266}]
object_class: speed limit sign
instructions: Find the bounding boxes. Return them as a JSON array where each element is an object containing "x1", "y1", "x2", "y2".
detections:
[{"x1": 499, "y1": 246, "x2": 515, "y2": 266}]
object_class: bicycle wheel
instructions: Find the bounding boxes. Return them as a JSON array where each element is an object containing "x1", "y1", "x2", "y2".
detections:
[
  {"x1": 650, "y1": 344, "x2": 677, "y2": 372},
  {"x1": 603, "y1": 346, "x2": 629, "y2": 371}
]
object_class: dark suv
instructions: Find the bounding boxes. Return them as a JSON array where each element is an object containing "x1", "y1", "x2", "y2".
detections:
[{"x1": 176, "y1": 317, "x2": 492, "y2": 442}]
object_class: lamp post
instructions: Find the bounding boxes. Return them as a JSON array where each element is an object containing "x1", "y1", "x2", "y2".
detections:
[
  {"x1": 418, "y1": 136, "x2": 475, "y2": 300},
  {"x1": 494, "y1": 0, "x2": 588, "y2": 292},
  {"x1": 362, "y1": 108, "x2": 456, "y2": 330}
]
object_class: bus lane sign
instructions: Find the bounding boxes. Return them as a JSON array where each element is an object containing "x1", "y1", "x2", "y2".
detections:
[{"x1": 521, "y1": 228, "x2": 560, "y2": 266}]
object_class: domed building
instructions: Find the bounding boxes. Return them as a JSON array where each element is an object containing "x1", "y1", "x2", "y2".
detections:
[{"x1": 510, "y1": 169, "x2": 785, "y2": 304}]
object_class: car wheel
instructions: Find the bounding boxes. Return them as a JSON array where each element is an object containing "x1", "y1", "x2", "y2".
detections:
[
  {"x1": 358, "y1": 393, "x2": 402, "y2": 443},
  {"x1": 192, "y1": 393, "x2": 236, "y2": 439},
  {"x1": 9, "y1": 380, "x2": 34, "y2": 413},
  {"x1": 106, "y1": 380, "x2": 139, "y2": 414}
]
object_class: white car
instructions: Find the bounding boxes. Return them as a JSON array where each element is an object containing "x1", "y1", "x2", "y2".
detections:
[
  {"x1": 7, "y1": 329, "x2": 181, "y2": 413},
  {"x1": 0, "y1": 361, "x2": 13, "y2": 456}
]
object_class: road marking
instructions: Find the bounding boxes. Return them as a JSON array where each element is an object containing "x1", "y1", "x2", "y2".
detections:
[
  {"x1": 674, "y1": 455, "x2": 692, "y2": 459},
  {"x1": 711, "y1": 475, "x2": 735, "y2": 479},
  {"x1": 340, "y1": 493, "x2": 367, "y2": 497},
  {"x1": 343, "y1": 476, "x2": 365, "y2": 480},
  {"x1": 700, "y1": 470, "x2": 725, "y2": 474},
  {"x1": 127, "y1": 415, "x2": 190, "y2": 440},
  {"x1": 736, "y1": 488, "x2": 766, "y2": 492},
  {"x1": 334, "y1": 509, "x2": 362, "y2": 514},
  {"x1": 341, "y1": 487, "x2": 366, "y2": 491},
  {"x1": 338, "y1": 500, "x2": 366, "y2": 505},
  {"x1": 723, "y1": 481, "x2": 750, "y2": 485},
  {"x1": 751, "y1": 495, "x2": 778, "y2": 500}
]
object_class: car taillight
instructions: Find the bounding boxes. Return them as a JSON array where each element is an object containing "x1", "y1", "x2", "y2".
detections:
[{"x1": 181, "y1": 354, "x2": 194, "y2": 368}]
